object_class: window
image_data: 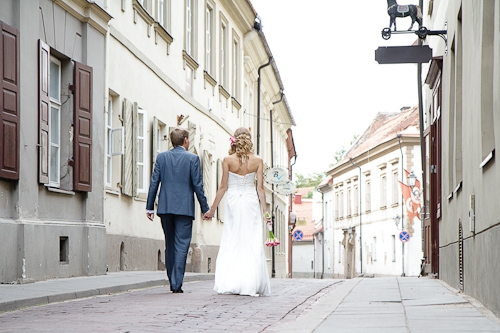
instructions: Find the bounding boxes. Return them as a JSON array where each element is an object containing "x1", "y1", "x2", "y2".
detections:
[
  {"x1": 373, "y1": 237, "x2": 377, "y2": 262},
  {"x1": 339, "y1": 190, "x2": 344, "y2": 218},
  {"x1": 353, "y1": 185, "x2": 359, "y2": 216},
  {"x1": 185, "y1": 0, "x2": 197, "y2": 56},
  {"x1": 158, "y1": 0, "x2": 164, "y2": 23},
  {"x1": 49, "y1": 57, "x2": 61, "y2": 187},
  {"x1": 106, "y1": 95, "x2": 124, "y2": 189},
  {"x1": 121, "y1": 100, "x2": 147, "y2": 197},
  {"x1": 365, "y1": 180, "x2": 371, "y2": 212},
  {"x1": 0, "y1": 21, "x2": 20, "y2": 181},
  {"x1": 137, "y1": 109, "x2": 147, "y2": 193},
  {"x1": 137, "y1": 0, "x2": 151, "y2": 13},
  {"x1": 39, "y1": 40, "x2": 93, "y2": 192},
  {"x1": 205, "y1": 1, "x2": 215, "y2": 75},
  {"x1": 156, "y1": 0, "x2": 171, "y2": 30},
  {"x1": 232, "y1": 34, "x2": 240, "y2": 99},
  {"x1": 243, "y1": 80, "x2": 254, "y2": 130},
  {"x1": 346, "y1": 187, "x2": 351, "y2": 217},
  {"x1": 106, "y1": 100, "x2": 113, "y2": 187},
  {"x1": 392, "y1": 170, "x2": 399, "y2": 205},
  {"x1": 480, "y1": 1, "x2": 495, "y2": 166},
  {"x1": 335, "y1": 191, "x2": 339, "y2": 220},
  {"x1": 380, "y1": 174, "x2": 387, "y2": 208},
  {"x1": 219, "y1": 16, "x2": 228, "y2": 88}
]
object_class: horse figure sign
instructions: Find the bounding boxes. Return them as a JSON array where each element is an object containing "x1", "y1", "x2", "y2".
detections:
[{"x1": 387, "y1": 0, "x2": 422, "y2": 31}]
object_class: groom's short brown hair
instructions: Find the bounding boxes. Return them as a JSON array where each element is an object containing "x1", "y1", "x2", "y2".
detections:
[{"x1": 170, "y1": 128, "x2": 189, "y2": 147}]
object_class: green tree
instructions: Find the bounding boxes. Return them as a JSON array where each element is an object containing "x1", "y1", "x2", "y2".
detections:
[{"x1": 294, "y1": 172, "x2": 326, "y2": 188}]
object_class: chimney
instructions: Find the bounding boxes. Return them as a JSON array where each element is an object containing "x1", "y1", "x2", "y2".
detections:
[{"x1": 294, "y1": 193, "x2": 302, "y2": 204}]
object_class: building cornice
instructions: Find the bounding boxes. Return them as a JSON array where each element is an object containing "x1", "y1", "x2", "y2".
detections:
[
  {"x1": 53, "y1": 0, "x2": 112, "y2": 35},
  {"x1": 328, "y1": 135, "x2": 420, "y2": 177}
]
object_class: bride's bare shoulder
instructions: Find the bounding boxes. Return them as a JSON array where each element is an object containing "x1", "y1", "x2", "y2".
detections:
[{"x1": 249, "y1": 154, "x2": 262, "y2": 163}]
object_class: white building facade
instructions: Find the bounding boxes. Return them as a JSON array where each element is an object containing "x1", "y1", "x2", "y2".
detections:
[
  {"x1": 421, "y1": 0, "x2": 500, "y2": 316},
  {"x1": 103, "y1": 0, "x2": 295, "y2": 278},
  {"x1": 320, "y1": 108, "x2": 423, "y2": 278}
]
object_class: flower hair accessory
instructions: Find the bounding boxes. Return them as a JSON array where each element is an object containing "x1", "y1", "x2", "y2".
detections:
[{"x1": 229, "y1": 136, "x2": 236, "y2": 146}]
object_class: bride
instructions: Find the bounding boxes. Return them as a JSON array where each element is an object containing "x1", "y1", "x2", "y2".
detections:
[{"x1": 203, "y1": 127, "x2": 271, "y2": 297}]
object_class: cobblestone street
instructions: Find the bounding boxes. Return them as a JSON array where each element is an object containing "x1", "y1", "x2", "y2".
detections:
[
  {"x1": 0, "y1": 278, "x2": 340, "y2": 333},
  {"x1": 2, "y1": 276, "x2": 500, "y2": 332}
]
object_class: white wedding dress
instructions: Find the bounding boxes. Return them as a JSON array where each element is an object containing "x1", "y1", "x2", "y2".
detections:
[{"x1": 213, "y1": 171, "x2": 271, "y2": 296}]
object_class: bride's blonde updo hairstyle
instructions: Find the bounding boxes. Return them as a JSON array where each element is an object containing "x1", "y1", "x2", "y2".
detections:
[{"x1": 228, "y1": 127, "x2": 254, "y2": 162}]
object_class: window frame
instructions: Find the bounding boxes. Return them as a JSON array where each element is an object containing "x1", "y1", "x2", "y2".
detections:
[
  {"x1": 392, "y1": 170, "x2": 399, "y2": 205},
  {"x1": 365, "y1": 179, "x2": 371, "y2": 212},
  {"x1": 380, "y1": 173, "x2": 387, "y2": 208},
  {"x1": 48, "y1": 56, "x2": 62, "y2": 188},
  {"x1": 136, "y1": 109, "x2": 147, "y2": 193},
  {"x1": 185, "y1": 0, "x2": 197, "y2": 57},
  {"x1": 205, "y1": 1, "x2": 215, "y2": 76},
  {"x1": 219, "y1": 15, "x2": 228, "y2": 88},
  {"x1": 232, "y1": 33, "x2": 240, "y2": 99}
]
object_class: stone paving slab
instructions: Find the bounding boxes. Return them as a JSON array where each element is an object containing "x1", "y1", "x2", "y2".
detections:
[{"x1": 314, "y1": 277, "x2": 500, "y2": 333}]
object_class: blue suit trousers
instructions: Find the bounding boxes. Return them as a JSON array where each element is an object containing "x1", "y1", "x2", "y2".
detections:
[{"x1": 159, "y1": 214, "x2": 193, "y2": 291}]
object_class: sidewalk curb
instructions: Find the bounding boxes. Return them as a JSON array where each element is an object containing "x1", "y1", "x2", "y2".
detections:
[{"x1": 0, "y1": 272, "x2": 214, "y2": 313}]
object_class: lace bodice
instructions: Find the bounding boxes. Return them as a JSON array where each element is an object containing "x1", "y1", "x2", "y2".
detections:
[{"x1": 227, "y1": 172, "x2": 256, "y2": 194}]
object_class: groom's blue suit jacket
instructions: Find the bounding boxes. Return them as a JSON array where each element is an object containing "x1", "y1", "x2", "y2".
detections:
[{"x1": 146, "y1": 146, "x2": 209, "y2": 219}]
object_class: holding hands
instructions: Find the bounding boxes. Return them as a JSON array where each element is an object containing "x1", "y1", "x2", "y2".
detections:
[{"x1": 203, "y1": 210, "x2": 214, "y2": 220}]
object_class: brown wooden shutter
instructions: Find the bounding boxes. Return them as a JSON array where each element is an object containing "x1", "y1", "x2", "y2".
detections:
[
  {"x1": 38, "y1": 40, "x2": 50, "y2": 184},
  {"x1": 73, "y1": 62, "x2": 93, "y2": 192},
  {"x1": 0, "y1": 22, "x2": 20, "y2": 180}
]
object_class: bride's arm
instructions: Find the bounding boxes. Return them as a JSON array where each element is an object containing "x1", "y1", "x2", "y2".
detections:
[
  {"x1": 256, "y1": 157, "x2": 267, "y2": 216},
  {"x1": 206, "y1": 157, "x2": 229, "y2": 218}
]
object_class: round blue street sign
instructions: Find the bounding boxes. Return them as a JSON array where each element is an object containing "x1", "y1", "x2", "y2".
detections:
[
  {"x1": 293, "y1": 230, "x2": 303, "y2": 241},
  {"x1": 399, "y1": 230, "x2": 410, "y2": 243}
]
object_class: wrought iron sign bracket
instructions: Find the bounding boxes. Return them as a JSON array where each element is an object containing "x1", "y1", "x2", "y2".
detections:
[{"x1": 382, "y1": 26, "x2": 447, "y2": 44}]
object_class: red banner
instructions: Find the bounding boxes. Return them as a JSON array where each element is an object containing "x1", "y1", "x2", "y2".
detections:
[{"x1": 399, "y1": 179, "x2": 421, "y2": 222}]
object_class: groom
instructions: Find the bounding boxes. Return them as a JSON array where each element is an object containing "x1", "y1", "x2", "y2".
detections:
[{"x1": 146, "y1": 127, "x2": 210, "y2": 293}]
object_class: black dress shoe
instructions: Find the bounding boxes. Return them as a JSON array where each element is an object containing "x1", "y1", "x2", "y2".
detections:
[{"x1": 172, "y1": 289, "x2": 184, "y2": 293}]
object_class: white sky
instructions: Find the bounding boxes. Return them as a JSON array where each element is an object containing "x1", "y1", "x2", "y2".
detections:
[{"x1": 250, "y1": 0, "x2": 421, "y2": 177}]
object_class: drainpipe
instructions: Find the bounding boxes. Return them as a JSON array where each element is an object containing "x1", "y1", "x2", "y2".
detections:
[
  {"x1": 256, "y1": 57, "x2": 272, "y2": 155},
  {"x1": 417, "y1": 0, "x2": 426, "y2": 260},
  {"x1": 349, "y1": 157, "x2": 362, "y2": 276},
  {"x1": 320, "y1": 190, "x2": 325, "y2": 279},
  {"x1": 398, "y1": 134, "x2": 405, "y2": 277},
  {"x1": 269, "y1": 92, "x2": 283, "y2": 278}
]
